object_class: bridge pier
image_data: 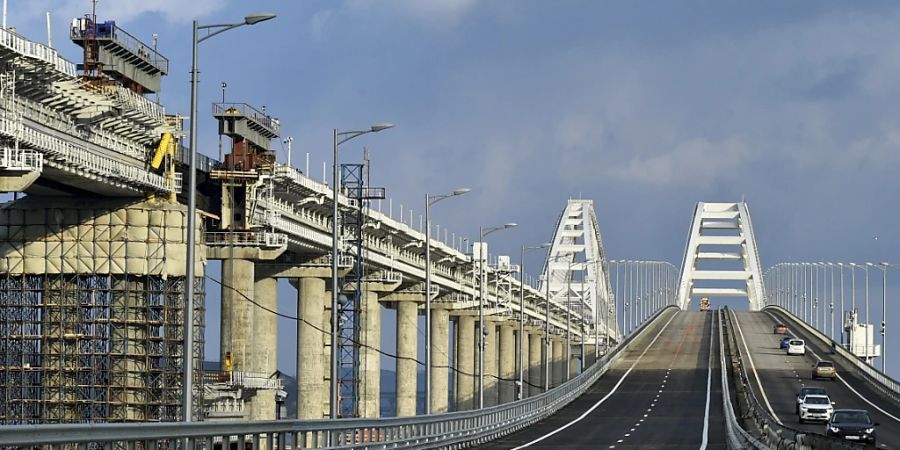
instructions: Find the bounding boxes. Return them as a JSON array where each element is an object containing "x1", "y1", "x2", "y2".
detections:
[
  {"x1": 385, "y1": 294, "x2": 423, "y2": 417},
  {"x1": 250, "y1": 275, "x2": 277, "y2": 421},
  {"x1": 293, "y1": 275, "x2": 327, "y2": 419},
  {"x1": 220, "y1": 258, "x2": 255, "y2": 371},
  {"x1": 528, "y1": 331, "x2": 543, "y2": 396},
  {"x1": 552, "y1": 338, "x2": 565, "y2": 388},
  {"x1": 430, "y1": 307, "x2": 451, "y2": 413},
  {"x1": 482, "y1": 320, "x2": 499, "y2": 407},
  {"x1": 518, "y1": 328, "x2": 529, "y2": 399},
  {"x1": 498, "y1": 323, "x2": 516, "y2": 404},
  {"x1": 455, "y1": 315, "x2": 476, "y2": 410}
]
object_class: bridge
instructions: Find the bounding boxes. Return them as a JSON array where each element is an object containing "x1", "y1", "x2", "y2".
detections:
[{"x1": 0, "y1": 12, "x2": 897, "y2": 450}]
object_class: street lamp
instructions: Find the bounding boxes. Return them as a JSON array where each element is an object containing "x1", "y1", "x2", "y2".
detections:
[
  {"x1": 185, "y1": 11, "x2": 276, "y2": 423},
  {"x1": 330, "y1": 123, "x2": 394, "y2": 418},
  {"x1": 873, "y1": 262, "x2": 889, "y2": 372},
  {"x1": 424, "y1": 188, "x2": 470, "y2": 414},
  {"x1": 477, "y1": 223, "x2": 517, "y2": 409},
  {"x1": 518, "y1": 243, "x2": 550, "y2": 400}
]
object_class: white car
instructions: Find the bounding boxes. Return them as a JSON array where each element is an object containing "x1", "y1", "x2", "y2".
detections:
[
  {"x1": 787, "y1": 338, "x2": 806, "y2": 355},
  {"x1": 799, "y1": 394, "x2": 834, "y2": 423}
]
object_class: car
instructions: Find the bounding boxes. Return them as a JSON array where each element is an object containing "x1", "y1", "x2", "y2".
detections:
[
  {"x1": 826, "y1": 409, "x2": 878, "y2": 444},
  {"x1": 813, "y1": 361, "x2": 837, "y2": 380},
  {"x1": 796, "y1": 386, "x2": 828, "y2": 413},
  {"x1": 787, "y1": 338, "x2": 806, "y2": 355},
  {"x1": 779, "y1": 336, "x2": 794, "y2": 349},
  {"x1": 798, "y1": 394, "x2": 834, "y2": 423},
  {"x1": 774, "y1": 323, "x2": 788, "y2": 334}
]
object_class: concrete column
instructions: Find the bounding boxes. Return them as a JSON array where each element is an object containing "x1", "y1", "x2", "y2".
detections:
[
  {"x1": 528, "y1": 333, "x2": 543, "y2": 396},
  {"x1": 430, "y1": 308, "x2": 450, "y2": 413},
  {"x1": 498, "y1": 324, "x2": 515, "y2": 404},
  {"x1": 520, "y1": 329, "x2": 529, "y2": 399},
  {"x1": 483, "y1": 321, "x2": 498, "y2": 407},
  {"x1": 322, "y1": 291, "x2": 333, "y2": 417},
  {"x1": 395, "y1": 301, "x2": 418, "y2": 416},
  {"x1": 221, "y1": 258, "x2": 255, "y2": 369},
  {"x1": 570, "y1": 355, "x2": 579, "y2": 378},
  {"x1": 552, "y1": 339, "x2": 565, "y2": 388},
  {"x1": 455, "y1": 316, "x2": 475, "y2": 411},
  {"x1": 249, "y1": 275, "x2": 277, "y2": 422},
  {"x1": 358, "y1": 289, "x2": 381, "y2": 418},
  {"x1": 296, "y1": 277, "x2": 325, "y2": 419}
]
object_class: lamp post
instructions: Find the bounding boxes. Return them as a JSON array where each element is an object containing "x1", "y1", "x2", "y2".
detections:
[
  {"x1": 518, "y1": 243, "x2": 550, "y2": 400},
  {"x1": 864, "y1": 263, "x2": 871, "y2": 365},
  {"x1": 872, "y1": 263, "x2": 889, "y2": 372},
  {"x1": 477, "y1": 223, "x2": 517, "y2": 409},
  {"x1": 330, "y1": 123, "x2": 393, "y2": 418},
  {"x1": 185, "y1": 11, "x2": 276, "y2": 423},
  {"x1": 838, "y1": 263, "x2": 845, "y2": 345},
  {"x1": 424, "y1": 188, "x2": 470, "y2": 414}
]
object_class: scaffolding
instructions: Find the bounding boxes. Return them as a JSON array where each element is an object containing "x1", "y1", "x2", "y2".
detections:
[{"x1": 0, "y1": 273, "x2": 204, "y2": 424}]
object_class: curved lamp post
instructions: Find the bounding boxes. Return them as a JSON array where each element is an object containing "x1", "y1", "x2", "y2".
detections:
[
  {"x1": 517, "y1": 243, "x2": 550, "y2": 400},
  {"x1": 424, "y1": 188, "x2": 470, "y2": 414},
  {"x1": 477, "y1": 223, "x2": 517, "y2": 409},
  {"x1": 185, "y1": 11, "x2": 276, "y2": 423}
]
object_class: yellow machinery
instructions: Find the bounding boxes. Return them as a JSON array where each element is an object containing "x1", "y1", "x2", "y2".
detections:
[{"x1": 699, "y1": 297, "x2": 711, "y2": 311}]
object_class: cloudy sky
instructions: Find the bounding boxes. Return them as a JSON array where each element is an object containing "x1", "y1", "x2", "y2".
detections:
[{"x1": 7, "y1": 1, "x2": 899, "y2": 376}]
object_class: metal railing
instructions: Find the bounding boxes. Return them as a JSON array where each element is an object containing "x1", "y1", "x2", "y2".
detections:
[
  {"x1": 0, "y1": 26, "x2": 77, "y2": 77},
  {"x1": 0, "y1": 306, "x2": 678, "y2": 449},
  {"x1": 717, "y1": 309, "x2": 769, "y2": 449},
  {"x1": 0, "y1": 147, "x2": 42, "y2": 172},
  {"x1": 205, "y1": 231, "x2": 289, "y2": 249},
  {"x1": 764, "y1": 305, "x2": 900, "y2": 406},
  {"x1": 213, "y1": 102, "x2": 280, "y2": 135}
]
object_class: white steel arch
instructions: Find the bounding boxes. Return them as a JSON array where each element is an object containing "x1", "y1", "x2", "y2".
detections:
[
  {"x1": 539, "y1": 199, "x2": 620, "y2": 345},
  {"x1": 676, "y1": 202, "x2": 767, "y2": 311}
]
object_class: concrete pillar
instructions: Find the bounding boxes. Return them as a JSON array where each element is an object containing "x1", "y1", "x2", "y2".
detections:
[
  {"x1": 249, "y1": 275, "x2": 277, "y2": 422},
  {"x1": 519, "y1": 329, "x2": 529, "y2": 399},
  {"x1": 570, "y1": 355, "x2": 580, "y2": 378},
  {"x1": 552, "y1": 339, "x2": 565, "y2": 388},
  {"x1": 296, "y1": 277, "x2": 325, "y2": 419},
  {"x1": 455, "y1": 316, "x2": 475, "y2": 411},
  {"x1": 221, "y1": 258, "x2": 255, "y2": 369},
  {"x1": 430, "y1": 308, "x2": 450, "y2": 413},
  {"x1": 358, "y1": 289, "x2": 382, "y2": 418},
  {"x1": 483, "y1": 321, "x2": 498, "y2": 407},
  {"x1": 528, "y1": 333, "x2": 543, "y2": 396},
  {"x1": 498, "y1": 324, "x2": 515, "y2": 404},
  {"x1": 395, "y1": 300, "x2": 418, "y2": 416}
]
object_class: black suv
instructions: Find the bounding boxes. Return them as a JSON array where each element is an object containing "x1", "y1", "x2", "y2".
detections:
[{"x1": 826, "y1": 409, "x2": 878, "y2": 445}]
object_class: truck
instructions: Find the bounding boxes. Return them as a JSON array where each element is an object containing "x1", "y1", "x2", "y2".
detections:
[{"x1": 699, "y1": 297, "x2": 711, "y2": 311}]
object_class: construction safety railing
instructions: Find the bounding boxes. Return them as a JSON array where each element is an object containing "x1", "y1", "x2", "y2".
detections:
[
  {"x1": 205, "y1": 231, "x2": 289, "y2": 249},
  {"x1": 0, "y1": 306, "x2": 678, "y2": 449},
  {"x1": 764, "y1": 305, "x2": 900, "y2": 406},
  {"x1": 0, "y1": 147, "x2": 42, "y2": 172}
]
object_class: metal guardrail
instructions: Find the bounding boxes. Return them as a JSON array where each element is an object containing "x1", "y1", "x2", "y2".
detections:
[
  {"x1": 718, "y1": 310, "x2": 769, "y2": 449},
  {"x1": 205, "y1": 231, "x2": 288, "y2": 249},
  {"x1": 0, "y1": 306, "x2": 678, "y2": 449},
  {"x1": 764, "y1": 305, "x2": 900, "y2": 406},
  {"x1": 723, "y1": 308, "x2": 867, "y2": 449}
]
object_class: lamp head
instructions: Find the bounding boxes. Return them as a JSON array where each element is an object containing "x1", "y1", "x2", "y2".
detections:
[
  {"x1": 245, "y1": 13, "x2": 277, "y2": 25},
  {"x1": 452, "y1": 188, "x2": 471, "y2": 196},
  {"x1": 370, "y1": 123, "x2": 394, "y2": 132},
  {"x1": 504, "y1": 222, "x2": 518, "y2": 229},
  {"x1": 540, "y1": 242, "x2": 551, "y2": 248}
]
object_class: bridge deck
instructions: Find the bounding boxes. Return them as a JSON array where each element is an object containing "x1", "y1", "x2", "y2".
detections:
[
  {"x1": 481, "y1": 311, "x2": 726, "y2": 449},
  {"x1": 733, "y1": 311, "x2": 900, "y2": 449}
]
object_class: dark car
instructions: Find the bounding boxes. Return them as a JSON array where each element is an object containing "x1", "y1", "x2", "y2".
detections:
[
  {"x1": 780, "y1": 336, "x2": 794, "y2": 349},
  {"x1": 796, "y1": 386, "x2": 828, "y2": 413},
  {"x1": 826, "y1": 409, "x2": 878, "y2": 444}
]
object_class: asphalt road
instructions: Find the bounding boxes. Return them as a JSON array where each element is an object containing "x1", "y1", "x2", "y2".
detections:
[
  {"x1": 480, "y1": 310, "x2": 727, "y2": 449},
  {"x1": 732, "y1": 310, "x2": 900, "y2": 449}
]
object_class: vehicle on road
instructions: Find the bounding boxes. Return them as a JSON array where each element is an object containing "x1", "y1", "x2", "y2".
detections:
[
  {"x1": 779, "y1": 336, "x2": 794, "y2": 349},
  {"x1": 699, "y1": 297, "x2": 711, "y2": 311},
  {"x1": 798, "y1": 394, "x2": 834, "y2": 423},
  {"x1": 787, "y1": 338, "x2": 806, "y2": 355},
  {"x1": 774, "y1": 323, "x2": 788, "y2": 334},
  {"x1": 796, "y1": 386, "x2": 828, "y2": 413},
  {"x1": 826, "y1": 409, "x2": 878, "y2": 445},
  {"x1": 813, "y1": 361, "x2": 837, "y2": 380}
]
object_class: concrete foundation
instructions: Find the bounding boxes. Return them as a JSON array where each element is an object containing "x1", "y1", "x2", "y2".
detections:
[
  {"x1": 430, "y1": 308, "x2": 450, "y2": 413},
  {"x1": 395, "y1": 300, "x2": 418, "y2": 416},
  {"x1": 528, "y1": 333, "x2": 543, "y2": 396},
  {"x1": 498, "y1": 324, "x2": 515, "y2": 404},
  {"x1": 296, "y1": 277, "x2": 325, "y2": 419},
  {"x1": 455, "y1": 316, "x2": 475, "y2": 411},
  {"x1": 483, "y1": 321, "x2": 498, "y2": 407},
  {"x1": 221, "y1": 258, "x2": 255, "y2": 370}
]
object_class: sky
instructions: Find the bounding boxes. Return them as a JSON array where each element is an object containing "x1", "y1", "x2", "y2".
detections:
[{"x1": 5, "y1": 1, "x2": 900, "y2": 377}]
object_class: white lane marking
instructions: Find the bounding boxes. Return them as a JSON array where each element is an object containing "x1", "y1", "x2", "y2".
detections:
[
  {"x1": 699, "y1": 312, "x2": 714, "y2": 450},
  {"x1": 731, "y1": 310, "x2": 783, "y2": 425},
  {"x1": 763, "y1": 311, "x2": 900, "y2": 423},
  {"x1": 510, "y1": 312, "x2": 680, "y2": 450}
]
